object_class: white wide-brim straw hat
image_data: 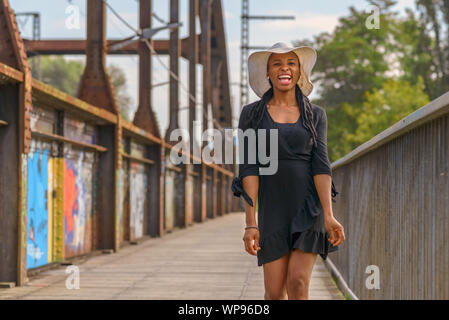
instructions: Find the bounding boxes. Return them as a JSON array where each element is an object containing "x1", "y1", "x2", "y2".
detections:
[{"x1": 248, "y1": 42, "x2": 317, "y2": 98}]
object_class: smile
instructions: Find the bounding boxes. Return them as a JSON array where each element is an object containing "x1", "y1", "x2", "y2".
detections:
[{"x1": 278, "y1": 75, "x2": 292, "y2": 85}]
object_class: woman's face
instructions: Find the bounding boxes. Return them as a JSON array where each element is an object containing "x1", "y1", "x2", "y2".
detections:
[{"x1": 267, "y1": 51, "x2": 300, "y2": 93}]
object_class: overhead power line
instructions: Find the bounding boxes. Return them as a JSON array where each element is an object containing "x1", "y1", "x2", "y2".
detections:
[{"x1": 103, "y1": 0, "x2": 225, "y2": 131}]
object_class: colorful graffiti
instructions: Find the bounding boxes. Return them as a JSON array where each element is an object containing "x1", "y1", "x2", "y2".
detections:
[
  {"x1": 118, "y1": 161, "x2": 129, "y2": 242},
  {"x1": 130, "y1": 162, "x2": 147, "y2": 239},
  {"x1": 64, "y1": 116, "x2": 96, "y2": 144},
  {"x1": 26, "y1": 147, "x2": 51, "y2": 269},
  {"x1": 64, "y1": 149, "x2": 94, "y2": 258}
]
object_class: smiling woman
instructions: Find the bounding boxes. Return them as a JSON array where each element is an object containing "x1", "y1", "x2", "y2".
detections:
[{"x1": 232, "y1": 42, "x2": 345, "y2": 300}]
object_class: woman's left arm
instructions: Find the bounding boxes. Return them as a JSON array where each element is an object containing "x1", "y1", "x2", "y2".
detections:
[
  {"x1": 311, "y1": 107, "x2": 333, "y2": 218},
  {"x1": 311, "y1": 107, "x2": 345, "y2": 246}
]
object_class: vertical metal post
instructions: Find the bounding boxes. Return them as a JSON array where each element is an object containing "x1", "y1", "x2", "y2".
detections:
[
  {"x1": 189, "y1": 0, "x2": 198, "y2": 154},
  {"x1": 240, "y1": 0, "x2": 249, "y2": 108},
  {"x1": 165, "y1": 0, "x2": 180, "y2": 143},
  {"x1": 78, "y1": 0, "x2": 120, "y2": 252},
  {"x1": 133, "y1": 0, "x2": 161, "y2": 138},
  {"x1": 200, "y1": 0, "x2": 211, "y2": 148},
  {"x1": 0, "y1": 0, "x2": 32, "y2": 286}
]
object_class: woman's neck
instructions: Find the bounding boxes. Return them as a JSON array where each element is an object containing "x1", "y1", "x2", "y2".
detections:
[{"x1": 268, "y1": 87, "x2": 297, "y2": 106}]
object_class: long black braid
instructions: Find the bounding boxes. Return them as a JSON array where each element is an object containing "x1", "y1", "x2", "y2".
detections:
[{"x1": 242, "y1": 84, "x2": 318, "y2": 148}]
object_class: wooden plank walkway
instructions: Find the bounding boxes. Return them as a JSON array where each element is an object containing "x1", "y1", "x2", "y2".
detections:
[{"x1": 0, "y1": 212, "x2": 344, "y2": 300}]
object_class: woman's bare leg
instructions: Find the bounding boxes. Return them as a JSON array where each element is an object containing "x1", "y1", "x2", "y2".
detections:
[
  {"x1": 286, "y1": 248, "x2": 317, "y2": 300},
  {"x1": 262, "y1": 252, "x2": 290, "y2": 300}
]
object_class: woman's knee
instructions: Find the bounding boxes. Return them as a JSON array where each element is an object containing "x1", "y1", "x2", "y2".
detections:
[
  {"x1": 287, "y1": 272, "x2": 310, "y2": 292},
  {"x1": 264, "y1": 289, "x2": 287, "y2": 300}
]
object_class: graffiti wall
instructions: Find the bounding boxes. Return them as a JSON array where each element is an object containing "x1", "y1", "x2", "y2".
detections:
[
  {"x1": 64, "y1": 146, "x2": 95, "y2": 258},
  {"x1": 129, "y1": 162, "x2": 147, "y2": 240},
  {"x1": 118, "y1": 161, "x2": 129, "y2": 243},
  {"x1": 64, "y1": 115, "x2": 96, "y2": 144},
  {"x1": 26, "y1": 139, "x2": 55, "y2": 269}
]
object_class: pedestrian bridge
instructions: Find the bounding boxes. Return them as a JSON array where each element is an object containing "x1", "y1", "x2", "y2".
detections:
[{"x1": 0, "y1": 212, "x2": 344, "y2": 300}]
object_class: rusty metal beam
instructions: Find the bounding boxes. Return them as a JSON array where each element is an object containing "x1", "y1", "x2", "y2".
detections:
[
  {"x1": 0, "y1": 0, "x2": 32, "y2": 287},
  {"x1": 77, "y1": 0, "x2": 118, "y2": 114},
  {"x1": 164, "y1": 0, "x2": 180, "y2": 143},
  {"x1": 0, "y1": 62, "x2": 23, "y2": 82},
  {"x1": 210, "y1": 0, "x2": 232, "y2": 129},
  {"x1": 133, "y1": 0, "x2": 161, "y2": 138},
  {"x1": 23, "y1": 38, "x2": 196, "y2": 58},
  {"x1": 77, "y1": 0, "x2": 119, "y2": 253},
  {"x1": 189, "y1": 0, "x2": 198, "y2": 154},
  {"x1": 32, "y1": 78, "x2": 117, "y2": 125},
  {"x1": 199, "y1": 0, "x2": 212, "y2": 148}
]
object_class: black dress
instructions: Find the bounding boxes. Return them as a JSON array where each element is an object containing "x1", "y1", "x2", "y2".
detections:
[{"x1": 235, "y1": 100, "x2": 339, "y2": 267}]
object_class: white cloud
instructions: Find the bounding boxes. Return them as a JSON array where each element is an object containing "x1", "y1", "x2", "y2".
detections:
[
  {"x1": 224, "y1": 10, "x2": 235, "y2": 20},
  {"x1": 258, "y1": 12, "x2": 339, "y2": 35},
  {"x1": 227, "y1": 40, "x2": 240, "y2": 48}
]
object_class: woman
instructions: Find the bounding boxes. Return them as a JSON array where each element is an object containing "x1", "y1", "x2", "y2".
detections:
[{"x1": 231, "y1": 42, "x2": 345, "y2": 300}]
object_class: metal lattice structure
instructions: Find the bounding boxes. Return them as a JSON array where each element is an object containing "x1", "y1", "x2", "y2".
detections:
[{"x1": 0, "y1": 0, "x2": 239, "y2": 287}]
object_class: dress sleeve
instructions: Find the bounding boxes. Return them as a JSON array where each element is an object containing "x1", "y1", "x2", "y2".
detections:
[
  {"x1": 237, "y1": 105, "x2": 260, "y2": 179},
  {"x1": 231, "y1": 105, "x2": 259, "y2": 207},
  {"x1": 311, "y1": 107, "x2": 332, "y2": 177}
]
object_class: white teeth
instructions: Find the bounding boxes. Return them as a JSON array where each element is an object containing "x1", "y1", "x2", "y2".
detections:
[{"x1": 278, "y1": 75, "x2": 291, "y2": 79}]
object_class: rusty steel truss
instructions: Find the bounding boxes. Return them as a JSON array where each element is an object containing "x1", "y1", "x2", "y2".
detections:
[{"x1": 0, "y1": 0, "x2": 239, "y2": 287}]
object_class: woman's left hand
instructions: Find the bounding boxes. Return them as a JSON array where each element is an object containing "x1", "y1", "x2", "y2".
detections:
[{"x1": 324, "y1": 215, "x2": 345, "y2": 247}]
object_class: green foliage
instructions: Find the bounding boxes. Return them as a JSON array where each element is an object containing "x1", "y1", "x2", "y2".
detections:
[
  {"x1": 346, "y1": 78, "x2": 429, "y2": 148},
  {"x1": 108, "y1": 64, "x2": 133, "y2": 121},
  {"x1": 37, "y1": 55, "x2": 84, "y2": 97},
  {"x1": 327, "y1": 78, "x2": 429, "y2": 160},
  {"x1": 292, "y1": 0, "x2": 446, "y2": 162},
  {"x1": 34, "y1": 56, "x2": 133, "y2": 121}
]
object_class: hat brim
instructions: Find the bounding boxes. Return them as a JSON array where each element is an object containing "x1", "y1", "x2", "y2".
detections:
[{"x1": 248, "y1": 46, "x2": 317, "y2": 98}]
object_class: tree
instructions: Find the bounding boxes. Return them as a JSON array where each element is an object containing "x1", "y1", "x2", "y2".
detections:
[
  {"x1": 38, "y1": 55, "x2": 84, "y2": 97},
  {"x1": 108, "y1": 64, "x2": 133, "y2": 121},
  {"x1": 292, "y1": 0, "x2": 445, "y2": 161},
  {"x1": 293, "y1": 1, "x2": 399, "y2": 110},
  {"x1": 34, "y1": 56, "x2": 133, "y2": 121},
  {"x1": 347, "y1": 78, "x2": 429, "y2": 145},
  {"x1": 415, "y1": 0, "x2": 449, "y2": 98}
]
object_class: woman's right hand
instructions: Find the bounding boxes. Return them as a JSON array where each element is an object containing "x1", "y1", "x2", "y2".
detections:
[{"x1": 243, "y1": 228, "x2": 261, "y2": 256}]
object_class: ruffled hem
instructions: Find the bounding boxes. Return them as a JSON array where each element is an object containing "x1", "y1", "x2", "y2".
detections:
[
  {"x1": 257, "y1": 179, "x2": 338, "y2": 266},
  {"x1": 291, "y1": 229, "x2": 339, "y2": 261},
  {"x1": 257, "y1": 224, "x2": 291, "y2": 267},
  {"x1": 290, "y1": 179, "x2": 339, "y2": 260}
]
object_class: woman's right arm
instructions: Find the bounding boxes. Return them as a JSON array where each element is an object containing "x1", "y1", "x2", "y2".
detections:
[
  {"x1": 242, "y1": 175, "x2": 259, "y2": 227},
  {"x1": 238, "y1": 105, "x2": 261, "y2": 255}
]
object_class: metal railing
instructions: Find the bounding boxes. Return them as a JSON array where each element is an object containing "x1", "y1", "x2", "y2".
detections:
[{"x1": 329, "y1": 91, "x2": 449, "y2": 299}]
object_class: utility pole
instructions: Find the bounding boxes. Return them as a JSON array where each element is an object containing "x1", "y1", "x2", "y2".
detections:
[{"x1": 239, "y1": 0, "x2": 294, "y2": 108}]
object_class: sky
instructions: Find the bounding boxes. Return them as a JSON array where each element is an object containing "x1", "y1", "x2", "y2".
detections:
[{"x1": 10, "y1": 0, "x2": 417, "y2": 137}]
